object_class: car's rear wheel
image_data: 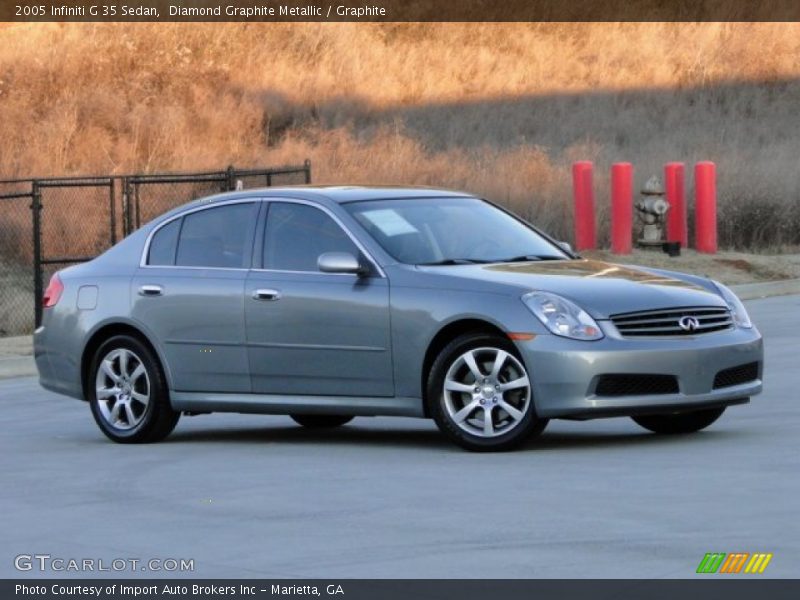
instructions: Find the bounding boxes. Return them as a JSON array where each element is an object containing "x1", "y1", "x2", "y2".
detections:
[
  {"x1": 89, "y1": 335, "x2": 179, "y2": 443},
  {"x1": 428, "y1": 332, "x2": 547, "y2": 452},
  {"x1": 631, "y1": 407, "x2": 726, "y2": 434},
  {"x1": 290, "y1": 414, "x2": 354, "y2": 428}
]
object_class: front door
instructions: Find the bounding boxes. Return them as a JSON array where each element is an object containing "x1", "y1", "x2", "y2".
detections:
[{"x1": 245, "y1": 201, "x2": 393, "y2": 397}]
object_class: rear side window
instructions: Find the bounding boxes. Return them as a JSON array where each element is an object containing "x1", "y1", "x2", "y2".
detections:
[
  {"x1": 147, "y1": 218, "x2": 181, "y2": 266},
  {"x1": 174, "y1": 203, "x2": 257, "y2": 268},
  {"x1": 263, "y1": 203, "x2": 359, "y2": 272}
]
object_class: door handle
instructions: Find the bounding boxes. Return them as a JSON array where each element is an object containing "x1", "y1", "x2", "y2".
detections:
[
  {"x1": 138, "y1": 284, "x2": 163, "y2": 297},
  {"x1": 252, "y1": 288, "x2": 281, "y2": 301}
]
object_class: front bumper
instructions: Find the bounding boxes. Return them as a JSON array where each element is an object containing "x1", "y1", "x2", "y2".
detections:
[{"x1": 517, "y1": 324, "x2": 763, "y2": 419}]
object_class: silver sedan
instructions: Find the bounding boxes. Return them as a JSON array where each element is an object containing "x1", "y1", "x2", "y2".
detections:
[{"x1": 34, "y1": 187, "x2": 763, "y2": 451}]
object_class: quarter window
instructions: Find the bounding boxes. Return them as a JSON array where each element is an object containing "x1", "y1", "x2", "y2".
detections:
[
  {"x1": 147, "y1": 218, "x2": 181, "y2": 266},
  {"x1": 263, "y1": 203, "x2": 360, "y2": 272},
  {"x1": 173, "y1": 203, "x2": 257, "y2": 268}
]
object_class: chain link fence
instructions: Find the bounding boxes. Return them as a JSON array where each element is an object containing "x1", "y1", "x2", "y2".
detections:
[
  {"x1": 0, "y1": 190, "x2": 35, "y2": 337},
  {"x1": 0, "y1": 161, "x2": 311, "y2": 337}
]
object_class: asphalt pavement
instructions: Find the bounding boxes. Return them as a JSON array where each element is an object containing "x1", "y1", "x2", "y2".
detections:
[{"x1": 1, "y1": 295, "x2": 798, "y2": 579}]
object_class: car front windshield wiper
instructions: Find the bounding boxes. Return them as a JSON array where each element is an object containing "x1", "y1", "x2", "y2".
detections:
[
  {"x1": 495, "y1": 254, "x2": 566, "y2": 263},
  {"x1": 416, "y1": 258, "x2": 493, "y2": 266}
]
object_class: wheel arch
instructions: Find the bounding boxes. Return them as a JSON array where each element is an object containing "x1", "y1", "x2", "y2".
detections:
[
  {"x1": 420, "y1": 318, "x2": 511, "y2": 417},
  {"x1": 81, "y1": 320, "x2": 171, "y2": 402}
]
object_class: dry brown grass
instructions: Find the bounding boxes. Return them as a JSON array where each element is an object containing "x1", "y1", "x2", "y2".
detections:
[{"x1": 1, "y1": 23, "x2": 800, "y2": 247}]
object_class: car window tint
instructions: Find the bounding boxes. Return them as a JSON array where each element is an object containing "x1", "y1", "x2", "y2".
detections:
[
  {"x1": 264, "y1": 203, "x2": 359, "y2": 272},
  {"x1": 175, "y1": 203, "x2": 256, "y2": 268},
  {"x1": 147, "y1": 218, "x2": 181, "y2": 266}
]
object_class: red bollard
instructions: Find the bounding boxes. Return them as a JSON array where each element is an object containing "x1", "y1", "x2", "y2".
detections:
[
  {"x1": 664, "y1": 162, "x2": 687, "y2": 247},
  {"x1": 572, "y1": 161, "x2": 596, "y2": 251},
  {"x1": 695, "y1": 161, "x2": 717, "y2": 253},
  {"x1": 611, "y1": 162, "x2": 633, "y2": 254}
]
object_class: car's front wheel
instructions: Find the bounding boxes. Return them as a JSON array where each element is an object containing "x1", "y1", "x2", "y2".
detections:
[
  {"x1": 290, "y1": 414, "x2": 354, "y2": 428},
  {"x1": 428, "y1": 333, "x2": 547, "y2": 452},
  {"x1": 632, "y1": 407, "x2": 726, "y2": 434},
  {"x1": 89, "y1": 335, "x2": 180, "y2": 443}
]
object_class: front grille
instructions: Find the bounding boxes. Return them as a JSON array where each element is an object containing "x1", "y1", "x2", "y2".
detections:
[
  {"x1": 713, "y1": 362, "x2": 760, "y2": 389},
  {"x1": 610, "y1": 306, "x2": 733, "y2": 337},
  {"x1": 595, "y1": 374, "x2": 679, "y2": 397}
]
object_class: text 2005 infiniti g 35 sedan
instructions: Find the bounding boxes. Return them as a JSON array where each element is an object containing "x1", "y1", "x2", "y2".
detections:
[{"x1": 35, "y1": 186, "x2": 763, "y2": 451}]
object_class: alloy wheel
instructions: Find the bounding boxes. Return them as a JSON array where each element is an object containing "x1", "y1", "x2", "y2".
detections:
[
  {"x1": 442, "y1": 347, "x2": 531, "y2": 438},
  {"x1": 94, "y1": 348, "x2": 151, "y2": 430}
]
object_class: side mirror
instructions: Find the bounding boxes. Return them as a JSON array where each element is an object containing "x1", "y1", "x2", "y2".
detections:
[
  {"x1": 557, "y1": 241, "x2": 574, "y2": 254},
  {"x1": 318, "y1": 252, "x2": 367, "y2": 275}
]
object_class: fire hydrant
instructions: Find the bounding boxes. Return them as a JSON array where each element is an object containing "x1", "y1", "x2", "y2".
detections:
[{"x1": 635, "y1": 175, "x2": 670, "y2": 247}]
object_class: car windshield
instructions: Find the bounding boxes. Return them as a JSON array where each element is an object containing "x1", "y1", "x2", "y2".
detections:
[{"x1": 345, "y1": 197, "x2": 568, "y2": 265}]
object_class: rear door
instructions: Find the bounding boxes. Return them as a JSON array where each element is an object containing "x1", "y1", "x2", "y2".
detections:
[
  {"x1": 131, "y1": 201, "x2": 258, "y2": 393},
  {"x1": 245, "y1": 200, "x2": 393, "y2": 397}
]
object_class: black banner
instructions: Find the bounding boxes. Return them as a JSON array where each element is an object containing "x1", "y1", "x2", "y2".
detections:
[
  {"x1": 5, "y1": 580, "x2": 800, "y2": 600},
  {"x1": 4, "y1": 0, "x2": 800, "y2": 22}
]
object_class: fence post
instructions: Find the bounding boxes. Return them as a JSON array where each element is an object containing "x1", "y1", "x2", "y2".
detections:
[
  {"x1": 611, "y1": 162, "x2": 633, "y2": 254},
  {"x1": 226, "y1": 165, "x2": 236, "y2": 191},
  {"x1": 122, "y1": 180, "x2": 127, "y2": 236},
  {"x1": 108, "y1": 179, "x2": 117, "y2": 245},
  {"x1": 134, "y1": 181, "x2": 141, "y2": 230},
  {"x1": 664, "y1": 162, "x2": 687, "y2": 247},
  {"x1": 30, "y1": 181, "x2": 44, "y2": 328},
  {"x1": 695, "y1": 161, "x2": 717, "y2": 253},
  {"x1": 121, "y1": 177, "x2": 129, "y2": 236},
  {"x1": 304, "y1": 159, "x2": 312, "y2": 184},
  {"x1": 572, "y1": 161, "x2": 596, "y2": 251}
]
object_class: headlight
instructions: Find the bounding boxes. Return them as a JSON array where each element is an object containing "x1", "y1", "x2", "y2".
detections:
[
  {"x1": 522, "y1": 291, "x2": 604, "y2": 340},
  {"x1": 712, "y1": 281, "x2": 752, "y2": 329}
]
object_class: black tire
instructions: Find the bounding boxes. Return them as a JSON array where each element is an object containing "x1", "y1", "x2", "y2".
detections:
[
  {"x1": 89, "y1": 335, "x2": 180, "y2": 443},
  {"x1": 632, "y1": 407, "x2": 726, "y2": 434},
  {"x1": 427, "y1": 332, "x2": 548, "y2": 452},
  {"x1": 290, "y1": 414, "x2": 354, "y2": 428}
]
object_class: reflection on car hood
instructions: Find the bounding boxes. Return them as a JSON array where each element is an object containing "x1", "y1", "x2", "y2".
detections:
[{"x1": 432, "y1": 259, "x2": 726, "y2": 318}]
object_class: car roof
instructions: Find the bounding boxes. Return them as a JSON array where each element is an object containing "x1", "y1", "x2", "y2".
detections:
[
  {"x1": 146, "y1": 185, "x2": 480, "y2": 226},
  {"x1": 196, "y1": 185, "x2": 476, "y2": 205}
]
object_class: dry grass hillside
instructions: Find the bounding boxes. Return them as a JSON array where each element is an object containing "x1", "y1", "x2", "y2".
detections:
[{"x1": 1, "y1": 23, "x2": 800, "y2": 247}]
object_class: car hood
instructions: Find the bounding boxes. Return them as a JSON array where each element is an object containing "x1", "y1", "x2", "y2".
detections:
[{"x1": 423, "y1": 259, "x2": 726, "y2": 319}]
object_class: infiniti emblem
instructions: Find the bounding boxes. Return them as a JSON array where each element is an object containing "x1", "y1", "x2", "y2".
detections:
[{"x1": 678, "y1": 316, "x2": 700, "y2": 331}]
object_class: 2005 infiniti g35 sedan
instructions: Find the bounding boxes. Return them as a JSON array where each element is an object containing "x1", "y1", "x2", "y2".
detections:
[{"x1": 35, "y1": 186, "x2": 763, "y2": 451}]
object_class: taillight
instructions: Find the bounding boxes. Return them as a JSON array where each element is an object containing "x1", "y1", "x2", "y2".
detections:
[{"x1": 43, "y1": 273, "x2": 64, "y2": 308}]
